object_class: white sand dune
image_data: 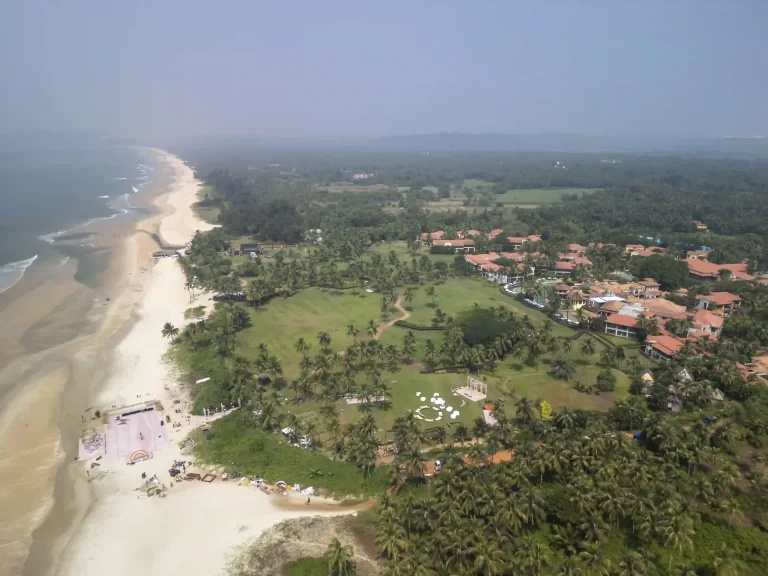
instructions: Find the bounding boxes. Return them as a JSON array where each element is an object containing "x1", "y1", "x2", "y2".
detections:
[{"x1": 55, "y1": 151, "x2": 357, "y2": 576}]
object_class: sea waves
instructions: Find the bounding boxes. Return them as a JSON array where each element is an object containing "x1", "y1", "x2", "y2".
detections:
[{"x1": 0, "y1": 254, "x2": 38, "y2": 295}]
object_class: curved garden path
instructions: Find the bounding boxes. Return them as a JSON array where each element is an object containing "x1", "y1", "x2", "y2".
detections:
[{"x1": 374, "y1": 295, "x2": 410, "y2": 340}]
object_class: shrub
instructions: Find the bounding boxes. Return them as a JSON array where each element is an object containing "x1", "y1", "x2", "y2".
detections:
[{"x1": 596, "y1": 368, "x2": 617, "y2": 392}]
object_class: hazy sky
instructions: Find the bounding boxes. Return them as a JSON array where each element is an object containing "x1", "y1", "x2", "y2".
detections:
[{"x1": 1, "y1": 1, "x2": 765, "y2": 140}]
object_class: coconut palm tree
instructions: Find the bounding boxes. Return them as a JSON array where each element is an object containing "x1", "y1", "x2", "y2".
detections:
[
  {"x1": 612, "y1": 345, "x2": 627, "y2": 366},
  {"x1": 317, "y1": 331, "x2": 332, "y2": 351},
  {"x1": 712, "y1": 542, "x2": 740, "y2": 576},
  {"x1": 515, "y1": 397, "x2": 535, "y2": 423},
  {"x1": 661, "y1": 507, "x2": 695, "y2": 570},
  {"x1": 548, "y1": 358, "x2": 576, "y2": 381},
  {"x1": 293, "y1": 337, "x2": 311, "y2": 357},
  {"x1": 367, "y1": 319, "x2": 379, "y2": 339},
  {"x1": 346, "y1": 324, "x2": 359, "y2": 342},
  {"x1": 214, "y1": 326, "x2": 236, "y2": 355},
  {"x1": 162, "y1": 322, "x2": 180, "y2": 343},
  {"x1": 425, "y1": 286, "x2": 436, "y2": 308},
  {"x1": 401, "y1": 331, "x2": 416, "y2": 362},
  {"x1": 580, "y1": 336, "x2": 596, "y2": 357},
  {"x1": 323, "y1": 537, "x2": 356, "y2": 576},
  {"x1": 403, "y1": 287, "x2": 416, "y2": 309},
  {"x1": 617, "y1": 552, "x2": 647, "y2": 576}
]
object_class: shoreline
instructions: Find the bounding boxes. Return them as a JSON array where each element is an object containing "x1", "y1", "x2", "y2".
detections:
[{"x1": 6, "y1": 149, "x2": 357, "y2": 576}]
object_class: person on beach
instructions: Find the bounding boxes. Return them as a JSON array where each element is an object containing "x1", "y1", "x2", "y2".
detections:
[
  {"x1": 306, "y1": 497, "x2": 311, "y2": 505},
  {"x1": 140, "y1": 432, "x2": 144, "y2": 440}
]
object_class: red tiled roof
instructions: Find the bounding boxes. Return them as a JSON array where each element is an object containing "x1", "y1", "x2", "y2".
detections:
[
  {"x1": 555, "y1": 261, "x2": 575, "y2": 271},
  {"x1": 433, "y1": 239, "x2": 474, "y2": 247},
  {"x1": 488, "y1": 229, "x2": 504, "y2": 240},
  {"x1": 605, "y1": 314, "x2": 639, "y2": 328},
  {"x1": 688, "y1": 331, "x2": 718, "y2": 342},
  {"x1": 646, "y1": 335, "x2": 685, "y2": 357},
  {"x1": 463, "y1": 229, "x2": 481, "y2": 237},
  {"x1": 691, "y1": 309, "x2": 724, "y2": 330},
  {"x1": 600, "y1": 301, "x2": 625, "y2": 312},
  {"x1": 421, "y1": 231, "x2": 445, "y2": 240},
  {"x1": 635, "y1": 247, "x2": 666, "y2": 258},
  {"x1": 696, "y1": 291, "x2": 740, "y2": 306},
  {"x1": 465, "y1": 252, "x2": 500, "y2": 266},
  {"x1": 686, "y1": 258, "x2": 752, "y2": 280},
  {"x1": 568, "y1": 243, "x2": 587, "y2": 252}
]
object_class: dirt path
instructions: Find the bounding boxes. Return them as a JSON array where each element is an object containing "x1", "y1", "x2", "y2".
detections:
[{"x1": 375, "y1": 296, "x2": 410, "y2": 340}]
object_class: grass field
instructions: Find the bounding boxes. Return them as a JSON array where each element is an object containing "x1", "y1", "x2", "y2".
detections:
[
  {"x1": 366, "y1": 241, "x2": 457, "y2": 265},
  {"x1": 489, "y1": 362, "x2": 630, "y2": 411},
  {"x1": 315, "y1": 182, "x2": 391, "y2": 193},
  {"x1": 337, "y1": 367, "x2": 491, "y2": 435},
  {"x1": 403, "y1": 277, "x2": 573, "y2": 337},
  {"x1": 240, "y1": 288, "x2": 383, "y2": 377},
  {"x1": 193, "y1": 411, "x2": 389, "y2": 495},
  {"x1": 395, "y1": 186, "x2": 439, "y2": 194},
  {"x1": 493, "y1": 188, "x2": 598, "y2": 205}
]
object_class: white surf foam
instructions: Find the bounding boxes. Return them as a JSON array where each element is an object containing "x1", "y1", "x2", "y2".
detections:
[
  {"x1": 113, "y1": 177, "x2": 127, "y2": 180},
  {"x1": 132, "y1": 186, "x2": 139, "y2": 193},
  {"x1": 98, "y1": 195, "x2": 110, "y2": 199},
  {"x1": 0, "y1": 255, "x2": 38, "y2": 295}
]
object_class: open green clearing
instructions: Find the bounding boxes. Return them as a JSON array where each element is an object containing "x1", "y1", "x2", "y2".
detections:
[
  {"x1": 193, "y1": 411, "x2": 388, "y2": 496},
  {"x1": 229, "y1": 276, "x2": 641, "y2": 421},
  {"x1": 314, "y1": 182, "x2": 391, "y2": 193},
  {"x1": 403, "y1": 277, "x2": 572, "y2": 336},
  {"x1": 366, "y1": 241, "x2": 456, "y2": 265},
  {"x1": 493, "y1": 187, "x2": 598, "y2": 204},
  {"x1": 239, "y1": 288, "x2": 382, "y2": 377}
]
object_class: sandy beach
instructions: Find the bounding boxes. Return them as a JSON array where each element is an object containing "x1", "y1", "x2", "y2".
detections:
[{"x1": 0, "y1": 150, "x2": 357, "y2": 576}]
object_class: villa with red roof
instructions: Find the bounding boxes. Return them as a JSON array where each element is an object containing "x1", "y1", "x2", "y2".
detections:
[
  {"x1": 506, "y1": 234, "x2": 541, "y2": 248},
  {"x1": 695, "y1": 292, "x2": 741, "y2": 315},
  {"x1": 604, "y1": 314, "x2": 639, "y2": 339},
  {"x1": 686, "y1": 258, "x2": 753, "y2": 282},
  {"x1": 464, "y1": 252, "x2": 531, "y2": 284},
  {"x1": 645, "y1": 335, "x2": 685, "y2": 362},
  {"x1": 690, "y1": 308, "x2": 724, "y2": 336},
  {"x1": 432, "y1": 238, "x2": 475, "y2": 253}
]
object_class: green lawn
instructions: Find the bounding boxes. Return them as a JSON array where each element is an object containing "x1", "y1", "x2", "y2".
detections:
[
  {"x1": 240, "y1": 288, "x2": 383, "y2": 377},
  {"x1": 193, "y1": 411, "x2": 389, "y2": 496},
  {"x1": 395, "y1": 186, "x2": 439, "y2": 194},
  {"x1": 461, "y1": 179, "x2": 496, "y2": 189},
  {"x1": 493, "y1": 188, "x2": 599, "y2": 205},
  {"x1": 315, "y1": 182, "x2": 391, "y2": 193},
  {"x1": 403, "y1": 277, "x2": 573, "y2": 337},
  {"x1": 487, "y1": 360, "x2": 630, "y2": 411},
  {"x1": 337, "y1": 366, "x2": 490, "y2": 438},
  {"x1": 366, "y1": 241, "x2": 456, "y2": 265}
]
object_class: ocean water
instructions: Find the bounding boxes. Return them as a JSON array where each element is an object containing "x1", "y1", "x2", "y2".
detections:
[{"x1": 0, "y1": 135, "x2": 153, "y2": 294}]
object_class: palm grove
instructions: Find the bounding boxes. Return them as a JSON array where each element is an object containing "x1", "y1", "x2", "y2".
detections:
[{"x1": 166, "y1": 149, "x2": 768, "y2": 575}]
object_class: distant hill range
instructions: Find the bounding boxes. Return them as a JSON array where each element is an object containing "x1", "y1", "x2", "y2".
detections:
[
  {"x1": 168, "y1": 132, "x2": 768, "y2": 158},
  {"x1": 365, "y1": 133, "x2": 768, "y2": 156}
]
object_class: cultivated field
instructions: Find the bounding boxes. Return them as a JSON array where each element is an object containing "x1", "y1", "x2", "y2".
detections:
[{"x1": 315, "y1": 182, "x2": 391, "y2": 193}]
